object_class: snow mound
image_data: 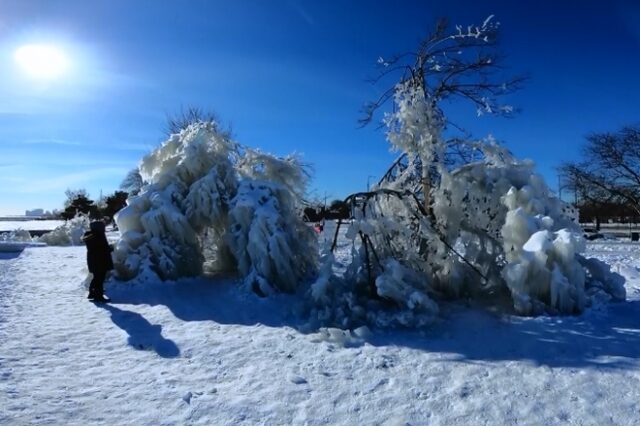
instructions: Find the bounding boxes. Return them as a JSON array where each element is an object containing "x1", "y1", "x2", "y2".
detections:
[
  {"x1": 309, "y1": 326, "x2": 371, "y2": 348},
  {"x1": 0, "y1": 241, "x2": 46, "y2": 253},
  {"x1": 0, "y1": 228, "x2": 45, "y2": 253},
  {"x1": 579, "y1": 256, "x2": 626, "y2": 304}
]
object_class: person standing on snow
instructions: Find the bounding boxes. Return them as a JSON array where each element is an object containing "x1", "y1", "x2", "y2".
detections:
[{"x1": 81, "y1": 220, "x2": 114, "y2": 302}]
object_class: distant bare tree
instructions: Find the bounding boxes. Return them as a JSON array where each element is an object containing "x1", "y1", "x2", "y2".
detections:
[
  {"x1": 560, "y1": 125, "x2": 640, "y2": 217},
  {"x1": 120, "y1": 168, "x2": 144, "y2": 196},
  {"x1": 100, "y1": 190, "x2": 129, "y2": 222},
  {"x1": 63, "y1": 188, "x2": 90, "y2": 208}
]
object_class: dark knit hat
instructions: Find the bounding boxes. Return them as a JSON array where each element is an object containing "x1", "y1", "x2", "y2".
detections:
[{"x1": 90, "y1": 221, "x2": 106, "y2": 233}]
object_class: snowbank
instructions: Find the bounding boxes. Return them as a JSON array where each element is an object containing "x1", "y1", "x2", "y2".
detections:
[
  {"x1": 0, "y1": 228, "x2": 45, "y2": 253},
  {"x1": 0, "y1": 241, "x2": 46, "y2": 253}
]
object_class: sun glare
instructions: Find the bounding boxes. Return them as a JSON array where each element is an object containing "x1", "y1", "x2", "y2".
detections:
[{"x1": 14, "y1": 44, "x2": 69, "y2": 79}]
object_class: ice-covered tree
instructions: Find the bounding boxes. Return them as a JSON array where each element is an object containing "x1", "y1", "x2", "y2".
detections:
[
  {"x1": 362, "y1": 16, "x2": 526, "y2": 209},
  {"x1": 113, "y1": 121, "x2": 317, "y2": 293},
  {"x1": 308, "y1": 17, "x2": 624, "y2": 327}
]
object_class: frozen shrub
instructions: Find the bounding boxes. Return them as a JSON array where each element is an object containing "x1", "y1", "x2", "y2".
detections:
[
  {"x1": 0, "y1": 229, "x2": 33, "y2": 242},
  {"x1": 114, "y1": 122, "x2": 316, "y2": 291},
  {"x1": 39, "y1": 215, "x2": 90, "y2": 246},
  {"x1": 227, "y1": 179, "x2": 317, "y2": 294},
  {"x1": 324, "y1": 57, "x2": 622, "y2": 321}
]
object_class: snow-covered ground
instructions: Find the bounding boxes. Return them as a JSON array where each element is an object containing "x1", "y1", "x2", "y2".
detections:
[{"x1": 1, "y1": 238, "x2": 640, "y2": 425}]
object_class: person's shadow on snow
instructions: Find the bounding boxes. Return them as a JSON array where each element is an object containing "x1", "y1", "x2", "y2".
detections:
[
  {"x1": 97, "y1": 304, "x2": 180, "y2": 358},
  {"x1": 106, "y1": 276, "x2": 291, "y2": 328}
]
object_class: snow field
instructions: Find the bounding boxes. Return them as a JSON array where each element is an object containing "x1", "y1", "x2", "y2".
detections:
[{"x1": 1, "y1": 243, "x2": 640, "y2": 425}]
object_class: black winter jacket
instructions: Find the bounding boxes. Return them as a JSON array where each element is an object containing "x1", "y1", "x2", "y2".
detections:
[{"x1": 81, "y1": 230, "x2": 114, "y2": 273}]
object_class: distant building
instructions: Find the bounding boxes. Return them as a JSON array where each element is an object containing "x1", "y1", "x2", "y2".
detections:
[{"x1": 25, "y1": 208, "x2": 44, "y2": 217}]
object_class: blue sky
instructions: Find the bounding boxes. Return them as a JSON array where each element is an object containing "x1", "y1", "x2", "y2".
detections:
[{"x1": 0, "y1": 0, "x2": 639, "y2": 215}]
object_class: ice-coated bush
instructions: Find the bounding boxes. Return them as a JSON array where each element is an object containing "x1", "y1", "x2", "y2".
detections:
[
  {"x1": 500, "y1": 183, "x2": 586, "y2": 315},
  {"x1": 227, "y1": 150, "x2": 318, "y2": 293},
  {"x1": 39, "y1": 215, "x2": 90, "y2": 246},
  {"x1": 227, "y1": 179, "x2": 317, "y2": 294},
  {"x1": 114, "y1": 122, "x2": 317, "y2": 292},
  {"x1": 579, "y1": 256, "x2": 626, "y2": 303},
  {"x1": 428, "y1": 142, "x2": 595, "y2": 315},
  {"x1": 0, "y1": 229, "x2": 33, "y2": 242}
]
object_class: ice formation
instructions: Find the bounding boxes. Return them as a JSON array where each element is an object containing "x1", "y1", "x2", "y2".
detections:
[
  {"x1": 0, "y1": 229, "x2": 33, "y2": 243},
  {"x1": 309, "y1": 80, "x2": 625, "y2": 327},
  {"x1": 0, "y1": 228, "x2": 44, "y2": 253},
  {"x1": 39, "y1": 215, "x2": 90, "y2": 246},
  {"x1": 111, "y1": 84, "x2": 622, "y2": 327},
  {"x1": 113, "y1": 122, "x2": 317, "y2": 293}
]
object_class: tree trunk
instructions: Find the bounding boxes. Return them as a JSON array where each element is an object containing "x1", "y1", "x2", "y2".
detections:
[{"x1": 422, "y1": 175, "x2": 431, "y2": 212}]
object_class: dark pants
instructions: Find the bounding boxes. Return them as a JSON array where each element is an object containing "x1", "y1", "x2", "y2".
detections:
[{"x1": 89, "y1": 269, "x2": 107, "y2": 297}]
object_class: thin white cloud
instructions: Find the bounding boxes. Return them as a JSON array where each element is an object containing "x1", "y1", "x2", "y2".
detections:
[
  {"x1": 22, "y1": 138, "x2": 82, "y2": 146},
  {"x1": 0, "y1": 109, "x2": 35, "y2": 116},
  {"x1": 0, "y1": 151, "x2": 127, "y2": 168},
  {"x1": 111, "y1": 142, "x2": 155, "y2": 152},
  {"x1": 6, "y1": 167, "x2": 128, "y2": 193},
  {"x1": 0, "y1": 175, "x2": 26, "y2": 184},
  {"x1": 18, "y1": 138, "x2": 155, "y2": 151}
]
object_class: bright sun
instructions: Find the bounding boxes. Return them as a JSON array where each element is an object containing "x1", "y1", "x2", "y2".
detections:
[{"x1": 14, "y1": 44, "x2": 69, "y2": 79}]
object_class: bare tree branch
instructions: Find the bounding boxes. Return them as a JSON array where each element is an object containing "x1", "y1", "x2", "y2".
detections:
[{"x1": 360, "y1": 16, "x2": 527, "y2": 127}]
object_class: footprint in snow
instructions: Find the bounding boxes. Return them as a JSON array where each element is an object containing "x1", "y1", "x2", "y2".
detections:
[
  {"x1": 289, "y1": 375, "x2": 308, "y2": 385},
  {"x1": 368, "y1": 378, "x2": 389, "y2": 393}
]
